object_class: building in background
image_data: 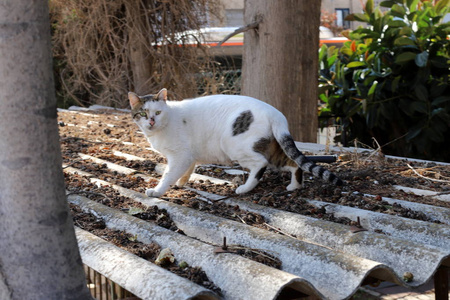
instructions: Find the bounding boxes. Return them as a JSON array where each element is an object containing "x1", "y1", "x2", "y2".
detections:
[
  {"x1": 212, "y1": 1, "x2": 372, "y2": 31},
  {"x1": 320, "y1": 0, "x2": 367, "y2": 30}
]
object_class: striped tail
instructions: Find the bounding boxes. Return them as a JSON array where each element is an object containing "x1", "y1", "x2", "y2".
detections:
[{"x1": 277, "y1": 134, "x2": 343, "y2": 186}]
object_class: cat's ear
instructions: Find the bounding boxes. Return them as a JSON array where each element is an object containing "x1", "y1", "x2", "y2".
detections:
[
  {"x1": 128, "y1": 92, "x2": 141, "y2": 109},
  {"x1": 156, "y1": 88, "x2": 167, "y2": 101}
]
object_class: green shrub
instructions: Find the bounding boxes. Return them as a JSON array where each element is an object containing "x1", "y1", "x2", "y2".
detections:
[{"x1": 318, "y1": 0, "x2": 450, "y2": 161}]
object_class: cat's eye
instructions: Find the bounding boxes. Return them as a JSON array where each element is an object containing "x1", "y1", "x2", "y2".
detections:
[
  {"x1": 139, "y1": 111, "x2": 148, "y2": 118},
  {"x1": 155, "y1": 111, "x2": 162, "y2": 115}
]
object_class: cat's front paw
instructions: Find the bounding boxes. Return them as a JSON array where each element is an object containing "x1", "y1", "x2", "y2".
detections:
[
  {"x1": 145, "y1": 188, "x2": 163, "y2": 198},
  {"x1": 235, "y1": 185, "x2": 251, "y2": 194}
]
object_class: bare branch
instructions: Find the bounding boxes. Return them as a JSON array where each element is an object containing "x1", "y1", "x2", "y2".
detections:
[
  {"x1": 217, "y1": 18, "x2": 262, "y2": 46},
  {"x1": 407, "y1": 164, "x2": 450, "y2": 183}
]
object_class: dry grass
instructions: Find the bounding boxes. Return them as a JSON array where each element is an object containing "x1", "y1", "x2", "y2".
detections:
[{"x1": 50, "y1": 0, "x2": 224, "y2": 108}]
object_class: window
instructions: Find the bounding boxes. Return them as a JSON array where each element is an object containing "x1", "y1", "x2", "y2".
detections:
[{"x1": 335, "y1": 8, "x2": 351, "y2": 28}]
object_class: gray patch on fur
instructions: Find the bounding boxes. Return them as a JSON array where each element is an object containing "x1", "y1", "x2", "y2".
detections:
[
  {"x1": 232, "y1": 110, "x2": 254, "y2": 136},
  {"x1": 253, "y1": 137, "x2": 271, "y2": 154},
  {"x1": 280, "y1": 134, "x2": 343, "y2": 185},
  {"x1": 295, "y1": 168, "x2": 303, "y2": 185},
  {"x1": 255, "y1": 166, "x2": 267, "y2": 180},
  {"x1": 279, "y1": 134, "x2": 301, "y2": 160},
  {"x1": 141, "y1": 94, "x2": 160, "y2": 102},
  {"x1": 131, "y1": 109, "x2": 143, "y2": 119}
]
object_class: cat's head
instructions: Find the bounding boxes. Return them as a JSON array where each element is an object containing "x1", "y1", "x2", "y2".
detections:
[{"x1": 128, "y1": 88, "x2": 169, "y2": 133}]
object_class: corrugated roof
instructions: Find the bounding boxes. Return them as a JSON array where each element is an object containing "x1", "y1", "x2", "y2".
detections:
[{"x1": 61, "y1": 109, "x2": 450, "y2": 300}]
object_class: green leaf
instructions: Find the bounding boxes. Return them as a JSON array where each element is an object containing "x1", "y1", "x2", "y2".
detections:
[
  {"x1": 391, "y1": 4, "x2": 407, "y2": 18},
  {"x1": 327, "y1": 54, "x2": 337, "y2": 66},
  {"x1": 340, "y1": 47, "x2": 354, "y2": 57},
  {"x1": 430, "y1": 82, "x2": 448, "y2": 98},
  {"x1": 374, "y1": 7, "x2": 383, "y2": 19},
  {"x1": 407, "y1": 11, "x2": 417, "y2": 22},
  {"x1": 394, "y1": 37, "x2": 415, "y2": 46},
  {"x1": 432, "y1": 96, "x2": 450, "y2": 106},
  {"x1": 399, "y1": 26, "x2": 413, "y2": 36},
  {"x1": 406, "y1": 0, "x2": 420, "y2": 12},
  {"x1": 414, "y1": 51, "x2": 428, "y2": 67},
  {"x1": 363, "y1": 75, "x2": 376, "y2": 86},
  {"x1": 435, "y1": 0, "x2": 450, "y2": 14},
  {"x1": 368, "y1": 81, "x2": 378, "y2": 96},
  {"x1": 430, "y1": 56, "x2": 449, "y2": 69},
  {"x1": 391, "y1": 76, "x2": 401, "y2": 92},
  {"x1": 395, "y1": 52, "x2": 416, "y2": 64},
  {"x1": 414, "y1": 84, "x2": 429, "y2": 102},
  {"x1": 380, "y1": 1, "x2": 396, "y2": 8},
  {"x1": 388, "y1": 20, "x2": 407, "y2": 27},
  {"x1": 431, "y1": 107, "x2": 444, "y2": 117},
  {"x1": 347, "y1": 61, "x2": 367, "y2": 68},
  {"x1": 319, "y1": 93, "x2": 329, "y2": 103},
  {"x1": 319, "y1": 45, "x2": 327, "y2": 62},
  {"x1": 410, "y1": 101, "x2": 428, "y2": 114},
  {"x1": 365, "y1": 53, "x2": 376, "y2": 64},
  {"x1": 346, "y1": 13, "x2": 370, "y2": 23},
  {"x1": 365, "y1": 0, "x2": 374, "y2": 15},
  {"x1": 406, "y1": 127, "x2": 422, "y2": 141},
  {"x1": 431, "y1": 107, "x2": 445, "y2": 117}
]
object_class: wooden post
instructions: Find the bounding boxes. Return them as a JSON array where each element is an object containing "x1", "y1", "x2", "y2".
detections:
[{"x1": 434, "y1": 267, "x2": 449, "y2": 300}]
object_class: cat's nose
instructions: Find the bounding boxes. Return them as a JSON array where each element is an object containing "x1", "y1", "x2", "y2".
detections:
[{"x1": 149, "y1": 118, "x2": 155, "y2": 127}]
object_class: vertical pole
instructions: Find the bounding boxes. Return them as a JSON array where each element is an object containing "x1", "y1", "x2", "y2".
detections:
[{"x1": 434, "y1": 267, "x2": 449, "y2": 300}]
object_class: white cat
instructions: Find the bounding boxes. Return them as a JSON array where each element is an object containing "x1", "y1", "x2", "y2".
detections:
[{"x1": 129, "y1": 89, "x2": 343, "y2": 197}]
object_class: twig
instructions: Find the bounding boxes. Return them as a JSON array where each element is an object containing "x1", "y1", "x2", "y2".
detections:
[
  {"x1": 67, "y1": 191, "x2": 111, "y2": 200},
  {"x1": 228, "y1": 246, "x2": 279, "y2": 263},
  {"x1": 217, "y1": 18, "x2": 262, "y2": 46},
  {"x1": 364, "y1": 138, "x2": 383, "y2": 162},
  {"x1": 264, "y1": 223, "x2": 334, "y2": 251},
  {"x1": 435, "y1": 190, "x2": 450, "y2": 196},
  {"x1": 236, "y1": 214, "x2": 247, "y2": 224},
  {"x1": 60, "y1": 69, "x2": 85, "y2": 107},
  {"x1": 263, "y1": 222, "x2": 297, "y2": 238},
  {"x1": 62, "y1": 159, "x2": 84, "y2": 169},
  {"x1": 353, "y1": 139, "x2": 361, "y2": 166},
  {"x1": 406, "y1": 164, "x2": 450, "y2": 183},
  {"x1": 60, "y1": 136, "x2": 112, "y2": 145}
]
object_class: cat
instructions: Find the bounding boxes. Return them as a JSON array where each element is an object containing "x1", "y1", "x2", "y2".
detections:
[{"x1": 128, "y1": 88, "x2": 343, "y2": 197}]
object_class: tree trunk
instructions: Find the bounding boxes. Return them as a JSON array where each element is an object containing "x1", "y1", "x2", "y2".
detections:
[
  {"x1": 242, "y1": 0, "x2": 320, "y2": 142},
  {"x1": 0, "y1": 2, "x2": 91, "y2": 299},
  {"x1": 126, "y1": 0, "x2": 154, "y2": 95}
]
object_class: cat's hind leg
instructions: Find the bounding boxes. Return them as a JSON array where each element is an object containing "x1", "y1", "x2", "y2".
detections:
[
  {"x1": 283, "y1": 166, "x2": 303, "y2": 191},
  {"x1": 176, "y1": 162, "x2": 196, "y2": 187},
  {"x1": 235, "y1": 157, "x2": 268, "y2": 194}
]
